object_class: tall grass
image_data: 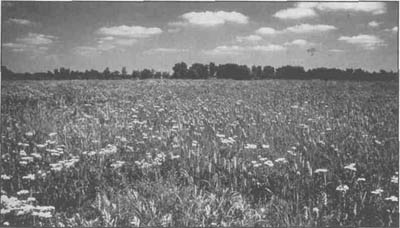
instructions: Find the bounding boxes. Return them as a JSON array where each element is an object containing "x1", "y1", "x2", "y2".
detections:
[{"x1": 1, "y1": 79, "x2": 398, "y2": 227}]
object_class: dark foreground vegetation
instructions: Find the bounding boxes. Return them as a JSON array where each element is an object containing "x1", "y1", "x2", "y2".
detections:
[{"x1": 2, "y1": 62, "x2": 398, "y2": 81}]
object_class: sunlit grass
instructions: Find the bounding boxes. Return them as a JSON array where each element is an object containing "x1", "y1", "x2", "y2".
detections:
[{"x1": 1, "y1": 79, "x2": 398, "y2": 227}]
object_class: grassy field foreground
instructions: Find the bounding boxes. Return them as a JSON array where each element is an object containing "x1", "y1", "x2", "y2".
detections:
[{"x1": 1, "y1": 79, "x2": 398, "y2": 227}]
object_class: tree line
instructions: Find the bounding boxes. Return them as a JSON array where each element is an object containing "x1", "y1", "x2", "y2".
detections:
[{"x1": 1, "y1": 62, "x2": 398, "y2": 81}]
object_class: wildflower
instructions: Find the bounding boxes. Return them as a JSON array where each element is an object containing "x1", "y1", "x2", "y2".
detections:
[
  {"x1": 264, "y1": 160, "x2": 274, "y2": 167},
  {"x1": 25, "y1": 132, "x2": 34, "y2": 137},
  {"x1": 275, "y1": 158, "x2": 288, "y2": 163},
  {"x1": 287, "y1": 150, "x2": 296, "y2": 156},
  {"x1": 314, "y1": 168, "x2": 328, "y2": 174},
  {"x1": 17, "y1": 190, "x2": 29, "y2": 195},
  {"x1": 344, "y1": 163, "x2": 357, "y2": 171},
  {"x1": 391, "y1": 175, "x2": 398, "y2": 184},
  {"x1": 357, "y1": 177, "x2": 366, "y2": 182},
  {"x1": 385, "y1": 196, "x2": 398, "y2": 202},
  {"x1": 19, "y1": 161, "x2": 27, "y2": 166},
  {"x1": 22, "y1": 174, "x2": 35, "y2": 181},
  {"x1": 50, "y1": 163, "x2": 63, "y2": 172},
  {"x1": 336, "y1": 184, "x2": 349, "y2": 193},
  {"x1": 27, "y1": 197, "x2": 36, "y2": 202},
  {"x1": 32, "y1": 211, "x2": 52, "y2": 218},
  {"x1": 170, "y1": 154, "x2": 180, "y2": 160},
  {"x1": 36, "y1": 144, "x2": 47, "y2": 149},
  {"x1": 19, "y1": 150, "x2": 27, "y2": 156},
  {"x1": 1, "y1": 175, "x2": 11, "y2": 180},
  {"x1": 371, "y1": 188, "x2": 384, "y2": 195},
  {"x1": 374, "y1": 140, "x2": 382, "y2": 145},
  {"x1": 262, "y1": 144, "x2": 270, "y2": 149},
  {"x1": 111, "y1": 161, "x2": 125, "y2": 169},
  {"x1": 21, "y1": 156, "x2": 34, "y2": 163},
  {"x1": 245, "y1": 144, "x2": 257, "y2": 149},
  {"x1": 31, "y1": 153, "x2": 42, "y2": 159},
  {"x1": 312, "y1": 207, "x2": 319, "y2": 214},
  {"x1": 88, "y1": 151, "x2": 97, "y2": 156}
]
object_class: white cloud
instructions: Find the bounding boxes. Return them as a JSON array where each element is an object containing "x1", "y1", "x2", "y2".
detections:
[
  {"x1": 273, "y1": 7, "x2": 317, "y2": 19},
  {"x1": 368, "y1": 21, "x2": 381, "y2": 28},
  {"x1": 16, "y1": 33, "x2": 57, "y2": 45},
  {"x1": 274, "y1": 2, "x2": 386, "y2": 20},
  {"x1": 252, "y1": 45, "x2": 286, "y2": 52},
  {"x1": 203, "y1": 44, "x2": 286, "y2": 55},
  {"x1": 256, "y1": 24, "x2": 336, "y2": 36},
  {"x1": 144, "y1": 48, "x2": 188, "y2": 54},
  {"x1": 285, "y1": 24, "x2": 337, "y2": 33},
  {"x1": 3, "y1": 33, "x2": 57, "y2": 54},
  {"x1": 97, "y1": 25, "x2": 162, "y2": 38},
  {"x1": 255, "y1": 27, "x2": 280, "y2": 35},
  {"x1": 73, "y1": 46, "x2": 100, "y2": 56},
  {"x1": 203, "y1": 45, "x2": 244, "y2": 55},
  {"x1": 284, "y1": 39, "x2": 313, "y2": 46},
  {"x1": 385, "y1": 26, "x2": 398, "y2": 33},
  {"x1": 313, "y1": 2, "x2": 386, "y2": 15},
  {"x1": 113, "y1": 39, "x2": 137, "y2": 46},
  {"x1": 7, "y1": 18, "x2": 34, "y2": 26},
  {"x1": 329, "y1": 49, "x2": 345, "y2": 53},
  {"x1": 167, "y1": 28, "x2": 181, "y2": 33},
  {"x1": 236, "y1": 35, "x2": 262, "y2": 42},
  {"x1": 338, "y1": 34, "x2": 385, "y2": 50},
  {"x1": 175, "y1": 11, "x2": 248, "y2": 27}
]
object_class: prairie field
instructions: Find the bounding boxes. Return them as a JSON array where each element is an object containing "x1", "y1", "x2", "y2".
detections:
[{"x1": 1, "y1": 79, "x2": 398, "y2": 227}]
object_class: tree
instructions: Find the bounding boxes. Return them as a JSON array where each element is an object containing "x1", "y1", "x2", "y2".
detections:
[
  {"x1": 251, "y1": 65, "x2": 262, "y2": 79},
  {"x1": 121, "y1": 67, "x2": 127, "y2": 77},
  {"x1": 188, "y1": 63, "x2": 208, "y2": 79},
  {"x1": 216, "y1": 64, "x2": 251, "y2": 80},
  {"x1": 140, "y1": 69, "x2": 153, "y2": 79},
  {"x1": 275, "y1": 65, "x2": 305, "y2": 79},
  {"x1": 209, "y1": 62, "x2": 217, "y2": 78},
  {"x1": 172, "y1": 62, "x2": 188, "y2": 79},
  {"x1": 262, "y1": 66, "x2": 274, "y2": 79},
  {"x1": 103, "y1": 67, "x2": 111, "y2": 79}
]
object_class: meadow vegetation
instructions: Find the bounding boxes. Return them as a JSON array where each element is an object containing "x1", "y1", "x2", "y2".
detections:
[{"x1": 1, "y1": 79, "x2": 398, "y2": 227}]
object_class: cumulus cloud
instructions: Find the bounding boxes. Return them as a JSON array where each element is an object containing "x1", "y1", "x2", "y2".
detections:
[
  {"x1": 368, "y1": 21, "x2": 381, "y2": 28},
  {"x1": 7, "y1": 18, "x2": 34, "y2": 26},
  {"x1": 285, "y1": 24, "x2": 337, "y2": 33},
  {"x1": 73, "y1": 46, "x2": 100, "y2": 56},
  {"x1": 338, "y1": 34, "x2": 385, "y2": 50},
  {"x1": 384, "y1": 26, "x2": 398, "y2": 33},
  {"x1": 236, "y1": 35, "x2": 262, "y2": 42},
  {"x1": 284, "y1": 39, "x2": 314, "y2": 46},
  {"x1": 312, "y1": 2, "x2": 386, "y2": 15},
  {"x1": 3, "y1": 33, "x2": 57, "y2": 54},
  {"x1": 97, "y1": 25, "x2": 162, "y2": 38},
  {"x1": 203, "y1": 44, "x2": 286, "y2": 55},
  {"x1": 171, "y1": 11, "x2": 248, "y2": 27},
  {"x1": 274, "y1": 7, "x2": 317, "y2": 19},
  {"x1": 329, "y1": 49, "x2": 345, "y2": 53},
  {"x1": 255, "y1": 27, "x2": 280, "y2": 35},
  {"x1": 274, "y1": 2, "x2": 386, "y2": 20},
  {"x1": 144, "y1": 48, "x2": 188, "y2": 55},
  {"x1": 256, "y1": 24, "x2": 336, "y2": 35}
]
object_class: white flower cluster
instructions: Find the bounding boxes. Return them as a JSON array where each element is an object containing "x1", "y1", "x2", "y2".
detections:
[
  {"x1": 1, "y1": 195, "x2": 54, "y2": 218},
  {"x1": 50, "y1": 156, "x2": 79, "y2": 172}
]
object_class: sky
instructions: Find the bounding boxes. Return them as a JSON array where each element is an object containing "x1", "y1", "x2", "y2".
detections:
[{"x1": 1, "y1": 1, "x2": 399, "y2": 73}]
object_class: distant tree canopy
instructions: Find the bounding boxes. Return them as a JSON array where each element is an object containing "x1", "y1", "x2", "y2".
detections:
[{"x1": 1, "y1": 63, "x2": 398, "y2": 81}]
